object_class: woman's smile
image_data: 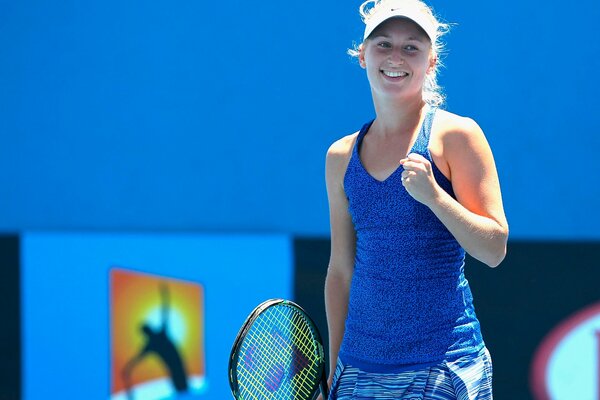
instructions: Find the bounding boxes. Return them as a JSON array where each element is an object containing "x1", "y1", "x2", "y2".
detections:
[{"x1": 381, "y1": 69, "x2": 409, "y2": 80}]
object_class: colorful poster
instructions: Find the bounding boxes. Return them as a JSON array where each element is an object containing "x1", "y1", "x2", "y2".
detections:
[{"x1": 110, "y1": 269, "x2": 205, "y2": 399}]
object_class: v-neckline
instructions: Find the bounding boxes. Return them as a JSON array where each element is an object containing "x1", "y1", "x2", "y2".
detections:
[{"x1": 356, "y1": 107, "x2": 430, "y2": 184}]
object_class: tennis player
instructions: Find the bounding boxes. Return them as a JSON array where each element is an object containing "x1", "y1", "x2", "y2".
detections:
[{"x1": 322, "y1": 0, "x2": 508, "y2": 398}]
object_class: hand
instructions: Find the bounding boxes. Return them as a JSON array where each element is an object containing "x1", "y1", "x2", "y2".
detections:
[
  {"x1": 399, "y1": 153, "x2": 441, "y2": 206},
  {"x1": 315, "y1": 375, "x2": 333, "y2": 400}
]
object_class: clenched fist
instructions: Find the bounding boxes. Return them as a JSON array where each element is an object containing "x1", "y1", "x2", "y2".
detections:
[{"x1": 399, "y1": 153, "x2": 442, "y2": 207}]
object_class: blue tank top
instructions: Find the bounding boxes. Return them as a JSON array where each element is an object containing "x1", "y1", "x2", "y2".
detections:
[{"x1": 339, "y1": 106, "x2": 484, "y2": 372}]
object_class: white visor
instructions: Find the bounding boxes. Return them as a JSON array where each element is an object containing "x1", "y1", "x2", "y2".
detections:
[{"x1": 363, "y1": 3, "x2": 437, "y2": 42}]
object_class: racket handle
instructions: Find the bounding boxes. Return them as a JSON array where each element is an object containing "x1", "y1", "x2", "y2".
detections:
[
  {"x1": 320, "y1": 382, "x2": 329, "y2": 399},
  {"x1": 319, "y1": 368, "x2": 329, "y2": 399}
]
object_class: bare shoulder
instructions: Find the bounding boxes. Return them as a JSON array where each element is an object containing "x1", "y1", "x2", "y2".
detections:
[
  {"x1": 326, "y1": 132, "x2": 359, "y2": 178},
  {"x1": 429, "y1": 109, "x2": 490, "y2": 179},
  {"x1": 327, "y1": 132, "x2": 358, "y2": 160},
  {"x1": 434, "y1": 109, "x2": 485, "y2": 143},
  {"x1": 434, "y1": 109, "x2": 499, "y2": 189}
]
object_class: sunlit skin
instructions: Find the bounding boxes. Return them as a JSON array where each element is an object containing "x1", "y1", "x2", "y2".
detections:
[
  {"x1": 359, "y1": 17, "x2": 436, "y2": 106},
  {"x1": 321, "y1": 14, "x2": 508, "y2": 394}
]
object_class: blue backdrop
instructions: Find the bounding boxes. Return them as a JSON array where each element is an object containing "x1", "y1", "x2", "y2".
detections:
[{"x1": 1, "y1": 0, "x2": 599, "y2": 238}]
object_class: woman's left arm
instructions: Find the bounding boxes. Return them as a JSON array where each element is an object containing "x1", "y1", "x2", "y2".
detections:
[{"x1": 400, "y1": 117, "x2": 509, "y2": 268}]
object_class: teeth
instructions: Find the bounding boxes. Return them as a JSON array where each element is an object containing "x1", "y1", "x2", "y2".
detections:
[{"x1": 382, "y1": 70, "x2": 408, "y2": 78}]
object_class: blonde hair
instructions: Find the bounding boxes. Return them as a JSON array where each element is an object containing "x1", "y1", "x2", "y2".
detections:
[{"x1": 348, "y1": 0, "x2": 451, "y2": 107}]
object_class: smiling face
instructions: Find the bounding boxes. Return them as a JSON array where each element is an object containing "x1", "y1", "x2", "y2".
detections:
[{"x1": 359, "y1": 17, "x2": 436, "y2": 102}]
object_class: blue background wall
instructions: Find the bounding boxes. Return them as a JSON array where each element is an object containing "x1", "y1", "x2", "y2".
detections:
[
  {"x1": 1, "y1": 0, "x2": 599, "y2": 238},
  {"x1": 2, "y1": 2, "x2": 600, "y2": 399}
]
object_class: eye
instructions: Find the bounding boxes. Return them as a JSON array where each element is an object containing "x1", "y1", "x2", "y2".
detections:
[
  {"x1": 404, "y1": 44, "x2": 419, "y2": 52},
  {"x1": 377, "y1": 41, "x2": 392, "y2": 49}
]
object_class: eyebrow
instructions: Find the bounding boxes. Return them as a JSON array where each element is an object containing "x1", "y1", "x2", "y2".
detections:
[{"x1": 371, "y1": 34, "x2": 425, "y2": 43}]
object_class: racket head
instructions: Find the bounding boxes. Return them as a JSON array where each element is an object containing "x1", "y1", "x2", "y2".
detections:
[{"x1": 228, "y1": 299, "x2": 327, "y2": 400}]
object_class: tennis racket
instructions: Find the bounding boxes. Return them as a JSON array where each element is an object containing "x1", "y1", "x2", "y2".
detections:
[{"x1": 228, "y1": 299, "x2": 329, "y2": 400}]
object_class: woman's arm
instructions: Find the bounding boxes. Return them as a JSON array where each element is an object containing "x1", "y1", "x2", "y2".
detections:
[
  {"x1": 400, "y1": 117, "x2": 508, "y2": 267},
  {"x1": 324, "y1": 136, "x2": 357, "y2": 381}
]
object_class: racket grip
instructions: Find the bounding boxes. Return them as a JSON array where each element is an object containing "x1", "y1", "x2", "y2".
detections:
[
  {"x1": 320, "y1": 382, "x2": 329, "y2": 399},
  {"x1": 320, "y1": 368, "x2": 329, "y2": 399}
]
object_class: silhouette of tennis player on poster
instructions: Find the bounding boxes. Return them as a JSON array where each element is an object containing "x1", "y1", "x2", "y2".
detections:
[{"x1": 122, "y1": 282, "x2": 189, "y2": 399}]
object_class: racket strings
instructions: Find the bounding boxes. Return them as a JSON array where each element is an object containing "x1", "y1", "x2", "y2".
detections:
[
  {"x1": 241, "y1": 308, "x2": 316, "y2": 398},
  {"x1": 238, "y1": 310, "x2": 292, "y2": 397},
  {"x1": 289, "y1": 311, "x2": 322, "y2": 394},
  {"x1": 236, "y1": 305, "x2": 322, "y2": 399},
  {"x1": 239, "y1": 309, "x2": 301, "y2": 398}
]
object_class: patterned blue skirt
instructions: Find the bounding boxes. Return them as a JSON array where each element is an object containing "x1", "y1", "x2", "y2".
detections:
[{"x1": 328, "y1": 347, "x2": 493, "y2": 399}]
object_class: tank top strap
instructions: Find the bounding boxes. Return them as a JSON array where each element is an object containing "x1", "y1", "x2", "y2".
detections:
[
  {"x1": 422, "y1": 105, "x2": 437, "y2": 146},
  {"x1": 356, "y1": 120, "x2": 374, "y2": 144},
  {"x1": 411, "y1": 105, "x2": 437, "y2": 157}
]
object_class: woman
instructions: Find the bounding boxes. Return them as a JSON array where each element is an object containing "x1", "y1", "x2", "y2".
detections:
[{"x1": 323, "y1": 0, "x2": 508, "y2": 398}]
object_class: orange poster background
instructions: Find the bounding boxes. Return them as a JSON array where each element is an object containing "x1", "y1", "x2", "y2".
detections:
[{"x1": 110, "y1": 268, "x2": 205, "y2": 394}]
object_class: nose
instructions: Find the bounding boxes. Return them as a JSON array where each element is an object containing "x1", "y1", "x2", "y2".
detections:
[{"x1": 388, "y1": 47, "x2": 404, "y2": 65}]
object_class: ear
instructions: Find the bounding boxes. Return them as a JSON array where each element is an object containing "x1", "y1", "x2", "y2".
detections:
[
  {"x1": 427, "y1": 52, "x2": 437, "y2": 74},
  {"x1": 358, "y1": 43, "x2": 367, "y2": 69}
]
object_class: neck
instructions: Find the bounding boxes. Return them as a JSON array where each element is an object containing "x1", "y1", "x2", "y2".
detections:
[{"x1": 371, "y1": 93, "x2": 428, "y2": 137}]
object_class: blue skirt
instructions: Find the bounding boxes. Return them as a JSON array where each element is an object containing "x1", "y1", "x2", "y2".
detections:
[{"x1": 329, "y1": 347, "x2": 493, "y2": 399}]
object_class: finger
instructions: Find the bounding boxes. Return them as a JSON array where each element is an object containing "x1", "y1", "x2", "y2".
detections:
[
  {"x1": 401, "y1": 161, "x2": 427, "y2": 173},
  {"x1": 401, "y1": 160, "x2": 418, "y2": 170},
  {"x1": 405, "y1": 153, "x2": 431, "y2": 172},
  {"x1": 406, "y1": 152, "x2": 428, "y2": 163},
  {"x1": 401, "y1": 170, "x2": 416, "y2": 181}
]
